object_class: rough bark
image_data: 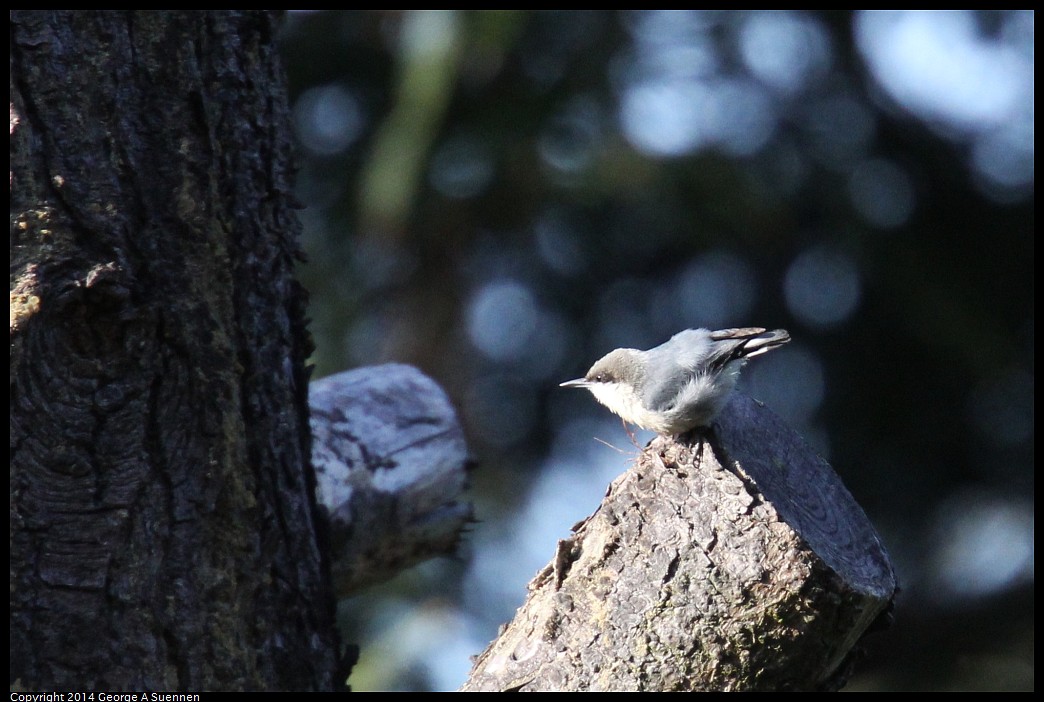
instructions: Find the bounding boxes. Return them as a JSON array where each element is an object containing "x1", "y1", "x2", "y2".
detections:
[
  {"x1": 462, "y1": 394, "x2": 896, "y2": 691},
  {"x1": 10, "y1": 11, "x2": 341, "y2": 690}
]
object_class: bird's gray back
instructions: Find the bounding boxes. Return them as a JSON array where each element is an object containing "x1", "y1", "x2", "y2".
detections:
[
  {"x1": 642, "y1": 330, "x2": 711, "y2": 411},
  {"x1": 641, "y1": 328, "x2": 758, "y2": 411}
]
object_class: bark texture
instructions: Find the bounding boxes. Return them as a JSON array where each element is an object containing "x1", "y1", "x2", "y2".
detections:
[
  {"x1": 310, "y1": 364, "x2": 473, "y2": 596},
  {"x1": 462, "y1": 394, "x2": 896, "y2": 691},
  {"x1": 10, "y1": 11, "x2": 341, "y2": 690}
]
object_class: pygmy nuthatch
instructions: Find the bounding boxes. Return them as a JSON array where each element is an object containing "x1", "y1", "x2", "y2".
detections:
[{"x1": 560, "y1": 327, "x2": 790, "y2": 435}]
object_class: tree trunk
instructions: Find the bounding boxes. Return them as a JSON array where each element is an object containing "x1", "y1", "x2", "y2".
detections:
[
  {"x1": 10, "y1": 10, "x2": 342, "y2": 690},
  {"x1": 462, "y1": 394, "x2": 896, "y2": 691}
]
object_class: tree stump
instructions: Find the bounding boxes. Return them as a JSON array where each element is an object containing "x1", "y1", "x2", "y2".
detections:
[{"x1": 462, "y1": 394, "x2": 896, "y2": 691}]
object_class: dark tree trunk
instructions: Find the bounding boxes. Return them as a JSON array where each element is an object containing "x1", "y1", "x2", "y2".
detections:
[{"x1": 10, "y1": 11, "x2": 341, "y2": 690}]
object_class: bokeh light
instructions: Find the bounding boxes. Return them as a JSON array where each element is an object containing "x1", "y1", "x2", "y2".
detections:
[{"x1": 281, "y1": 10, "x2": 1033, "y2": 691}]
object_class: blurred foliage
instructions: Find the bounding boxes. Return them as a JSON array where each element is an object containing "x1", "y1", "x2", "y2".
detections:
[{"x1": 279, "y1": 10, "x2": 1033, "y2": 691}]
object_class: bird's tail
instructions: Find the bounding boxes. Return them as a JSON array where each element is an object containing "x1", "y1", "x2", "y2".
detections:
[{"x1": 711, "y1": 327, "x2": 791, "y2": 358}]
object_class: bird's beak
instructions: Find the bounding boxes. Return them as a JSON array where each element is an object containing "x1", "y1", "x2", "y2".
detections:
[{"x1": 559, "y1": 378, "x2": 589, "y2": 388}]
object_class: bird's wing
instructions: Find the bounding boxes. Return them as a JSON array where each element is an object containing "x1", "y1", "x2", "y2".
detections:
[
  {"x1": 643, "y1": 328, "x2": 776, "y2": 410},
  {"x1": 642, "y1": 362, "x2": 693, "y2": 412},
  {"x1": 641, "y1": 330, "x2": 712, "y2": 411},
  {"x1": 676, "y1": 328, "x2": 760, "y2": 373}
]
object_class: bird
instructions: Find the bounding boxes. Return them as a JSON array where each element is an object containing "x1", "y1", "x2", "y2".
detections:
[{"x1": 560, "y1": 327, "x2": 790, "y2": 435}]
